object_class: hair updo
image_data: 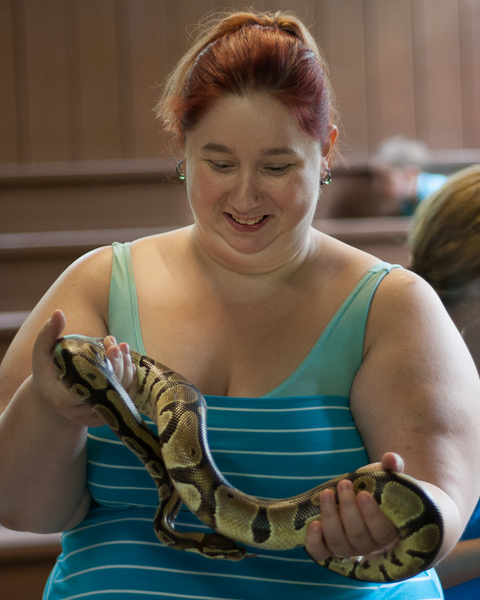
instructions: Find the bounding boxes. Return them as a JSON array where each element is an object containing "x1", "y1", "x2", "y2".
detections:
[{"x1": 156, "y1": 10, "x2": 337, "y2": 156}]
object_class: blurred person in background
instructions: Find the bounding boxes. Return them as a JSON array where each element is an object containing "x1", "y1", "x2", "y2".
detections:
[
  {"x1": 410, "y1": 164, "x2": 480, "y2": 599},
  {"x1": 371, "y1": 135, "x2": 447, "y2": 216}
]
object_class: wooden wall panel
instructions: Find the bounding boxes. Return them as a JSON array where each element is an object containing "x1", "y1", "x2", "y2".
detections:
[
  {"x1": 114, "y1": 0, "x2": 136, "y2": 158},
  {"x1": 23, "y1": 0, "x2": 71, "y2": 162},
  {"x1": 127, "y1": 0, "x2": 169, "y2": 158},
  {"x1": 459, "y1": 0, "x2": 480, "y2": 148},
  {"x1": 314, "y1": 0, "x2": 369, "y2": 153},
  {"x1": 263, "y1": 0, "x2": 315, "y2": 21},
  {"x1": 363, "y1": 0, "x2": 417, "y2": 147},
  {"x1": 163, "y1": 0, "x2": 217, "y2": 66},
  {"x1": 412, "y1": 0, "x2": 464, "y2": 149},
  {"x1": 1, "y1": 0, "x2": 480, "y2": 165},
  {"x1": 9, "y1": 0, "x2": 30, "y2": 163},
  {"x1": 75, "y1": 0, "x2": 122, "y2": 159},
  {"x1": 0, "y1": 1, "x2": 17, "y2": 163},
  {"x1": 63, "y1": 0, "x2": 83, "y2": 160}
]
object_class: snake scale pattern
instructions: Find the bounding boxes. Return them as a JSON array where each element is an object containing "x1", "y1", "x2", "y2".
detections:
[{"x1": 53, "y1": 334, "x2": 444, "y2": 582}]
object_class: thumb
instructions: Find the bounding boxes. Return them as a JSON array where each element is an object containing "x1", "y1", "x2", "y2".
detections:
[
  {"x1": 381, "y1": 452, "x2": 405, "y2": 473},
  {"x1": 33, "y1": 309, "x2": 67, "y2": 361}
]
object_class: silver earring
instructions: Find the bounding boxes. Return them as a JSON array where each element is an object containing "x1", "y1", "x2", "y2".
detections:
[
  {"x1": 176, "y1": 161, "x2": 186, "y2": 181},
  {"x1": 320, "y1": 168, "x2": 332, "y2": 186}
]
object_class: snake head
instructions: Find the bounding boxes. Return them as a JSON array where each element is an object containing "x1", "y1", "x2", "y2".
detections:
[{"x1": 52, "y1": 335, "x2": 115, "y2": 398}]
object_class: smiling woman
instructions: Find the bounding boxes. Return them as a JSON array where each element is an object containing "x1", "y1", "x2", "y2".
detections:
[{"x1": 1, "y1": 8, "x2": 480, "y2": 600}]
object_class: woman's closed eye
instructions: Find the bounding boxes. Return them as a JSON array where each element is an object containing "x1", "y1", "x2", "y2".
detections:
[
  {"x1": 264, "y1": 164, "x2": 292, "y2": 175},
  {"x1": 208, "y1": 160, "x2": 234, "y2": 172},
  {"x1": 206, "y1": 160, "x2": 292, "y2": 175}
]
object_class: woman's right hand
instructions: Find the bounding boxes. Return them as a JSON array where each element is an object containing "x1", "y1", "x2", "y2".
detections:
[
  {"x1": 30, "y1": 309, "x2": 106, "y2": 427},
  {"x1": 31, "y1": 310, "x2": 139, "y2": 428}
]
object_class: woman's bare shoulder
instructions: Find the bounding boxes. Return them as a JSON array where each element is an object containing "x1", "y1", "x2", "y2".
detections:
[{"x1": 0, "y1": 245, "x2": 116, "y2": 411}]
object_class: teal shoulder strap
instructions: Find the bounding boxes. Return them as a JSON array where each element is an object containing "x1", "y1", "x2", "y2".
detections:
[
  {"x1": 108, "y1": 242, "x2": 146, "y2": 353},
  {"x1": 267, "y1": 263, "x2": 401, "y2": 398}
]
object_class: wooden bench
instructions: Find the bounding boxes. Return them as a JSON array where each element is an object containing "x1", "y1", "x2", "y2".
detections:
[{"x1": 0, "y1": 527, "x2": 61, "y2": 600}]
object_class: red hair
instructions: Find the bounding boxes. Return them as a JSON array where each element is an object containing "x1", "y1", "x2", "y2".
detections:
[{"x1": 157, "y1": 11, "x2": 337, "y2": 156}]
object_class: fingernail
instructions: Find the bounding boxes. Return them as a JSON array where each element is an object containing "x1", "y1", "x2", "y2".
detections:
[
  {"x1": 337, "y1": 479, "x2": 353, "y2": 492},
  {"x1": 320, "y1": 488, "x2": 336, "y2": 503},
  {"x1": 309, "y1": 521, "x2": 322, "y2": 535}
]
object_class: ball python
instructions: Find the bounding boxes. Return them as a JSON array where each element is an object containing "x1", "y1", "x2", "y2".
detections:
[{"x1": 53, "y1": 334, "x2": 444, "y2": 582}]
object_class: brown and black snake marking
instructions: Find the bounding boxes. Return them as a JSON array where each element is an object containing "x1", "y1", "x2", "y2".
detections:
[{"x1": 53, "y1": 335, "x2": 444, "y2": 582}]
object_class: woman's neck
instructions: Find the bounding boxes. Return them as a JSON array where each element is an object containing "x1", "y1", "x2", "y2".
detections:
[{"x1": 184, "y1": 224, "x2": 322, "y2": 303}]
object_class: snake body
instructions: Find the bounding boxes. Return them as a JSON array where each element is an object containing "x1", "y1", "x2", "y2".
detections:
[{"x1": 53, "y1": 334, "x2": 444, "y2": 582}]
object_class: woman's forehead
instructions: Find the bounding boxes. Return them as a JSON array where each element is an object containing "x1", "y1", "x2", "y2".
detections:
[{"x1": 184, "y1": 93, "x2": 321, "y2": 155}]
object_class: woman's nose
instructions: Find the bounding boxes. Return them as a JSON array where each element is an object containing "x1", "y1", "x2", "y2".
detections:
[{"x1": 227, "y1": 173, "x2": 262, "y2": 212}]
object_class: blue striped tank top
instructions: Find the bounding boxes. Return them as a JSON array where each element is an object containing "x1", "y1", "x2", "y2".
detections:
[{"x1": 43, "y1": 241, "x2": 443, "y2": 600}]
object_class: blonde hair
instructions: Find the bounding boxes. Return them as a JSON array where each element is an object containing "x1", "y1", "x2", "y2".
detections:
[{"x1": 409, "y1": 164, "x2": 480, "y2": 305}]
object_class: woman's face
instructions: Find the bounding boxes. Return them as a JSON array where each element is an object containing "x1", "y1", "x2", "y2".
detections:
[{"x1": 183, "y1": 93, "x2": 335, "y2": 274}]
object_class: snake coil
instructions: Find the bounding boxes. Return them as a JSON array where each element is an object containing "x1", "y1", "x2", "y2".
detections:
[{"x1": 53, "y1": 335, "x2": 444, "y2": 582}]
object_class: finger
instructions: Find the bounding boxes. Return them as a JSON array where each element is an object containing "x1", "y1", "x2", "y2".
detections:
[
  {"x1": 381, "y1": 452, "x2": 404, "y2": 473},
  {"x1": 356, "y1": 491, "x2": 398, "y2": 548},
  {"x1": 119, "y1": 343, "x2": 137, "y2": 396},
  {"x1": 33, "y1": 311, "x2": 67, "y2": 385},
  {"x1": 304, "y1": 521, "x2": 332, "y2": 562},
  {"x1": 103, "y1": 335, "x2": 118, "y2": 354},
  {"x1": 119, "y1": 343, "x2": 136, "y2": 374},
  {"x1": 357, "y1": 452, "x2": 404, "y2": 475},
  {"x1": 118, "y1": 342, "x2": 131, "y2": 360},
  {"x1": 316, "y1": 487, "x2": 350, "y2": 557},
  {"x1": 118, "y1": 343, "x2": 135, "y2": 383},
  {"x1": 50, "y1": 309, "x2": 67, "y2": 339},
  {"x1": 105, "y1": 338, "x2": 125, "y2": 381},
  {"x1": 337, "y1": 480, "x2": 377, "y2": 554},
  {"x1": 34, "y1": 310, "x2": 67, "y2": 359},
  {"x1": 105, "y1": 340, "x2": 137, "y2": 395}
]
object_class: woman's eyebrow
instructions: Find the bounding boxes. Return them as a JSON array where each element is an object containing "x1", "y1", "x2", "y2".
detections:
[
  {"x1": 202, "y1": 143, "x2": 232, "y2": 153},
  {"x1": 201, "y1": 143, "x2": 297, "y2": 156},
  {"x1": 261, "y1": 146, "x2": 297, "y2": 156}
]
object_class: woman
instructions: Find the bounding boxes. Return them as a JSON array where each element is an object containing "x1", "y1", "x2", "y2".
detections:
[
  {"x1": 1, "y1": 10, "x2": 479, "y2": 600},
  {"x1": 410, "y1": 164, "x2": 480, "y2": 599}
]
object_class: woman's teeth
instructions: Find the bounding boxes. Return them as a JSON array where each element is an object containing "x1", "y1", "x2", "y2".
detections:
[{"x1": 232, "y1": 215, "x2": 264, "y2": 225}]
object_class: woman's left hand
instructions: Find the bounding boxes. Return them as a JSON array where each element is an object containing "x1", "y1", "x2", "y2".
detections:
[
  {"x1": 103, "y1": 336, "x2": 138, "y2": 399},
  {"x1": 305, "y1": 452, "x2": 403, "y2": 561}
]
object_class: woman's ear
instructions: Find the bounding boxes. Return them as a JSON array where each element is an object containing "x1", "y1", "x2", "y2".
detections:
[{"x1": 324, "y1": 125, "x2": 338, "y2": 165}]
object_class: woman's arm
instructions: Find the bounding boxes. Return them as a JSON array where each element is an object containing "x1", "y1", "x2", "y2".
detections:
[
  {"x1": 0, "y1": 247, "x2": 114, "y2": 533},
  {"x1": 436, "y1": 538, "x2": 480, "y2": 589},
  {"x1": 306, "y1": 269, "x2": 480, "y2": 564}
]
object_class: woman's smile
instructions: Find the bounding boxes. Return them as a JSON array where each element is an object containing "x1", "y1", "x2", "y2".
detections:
[{"x1": 227, "y1": 213, "x2": 271, "y2": 230}]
